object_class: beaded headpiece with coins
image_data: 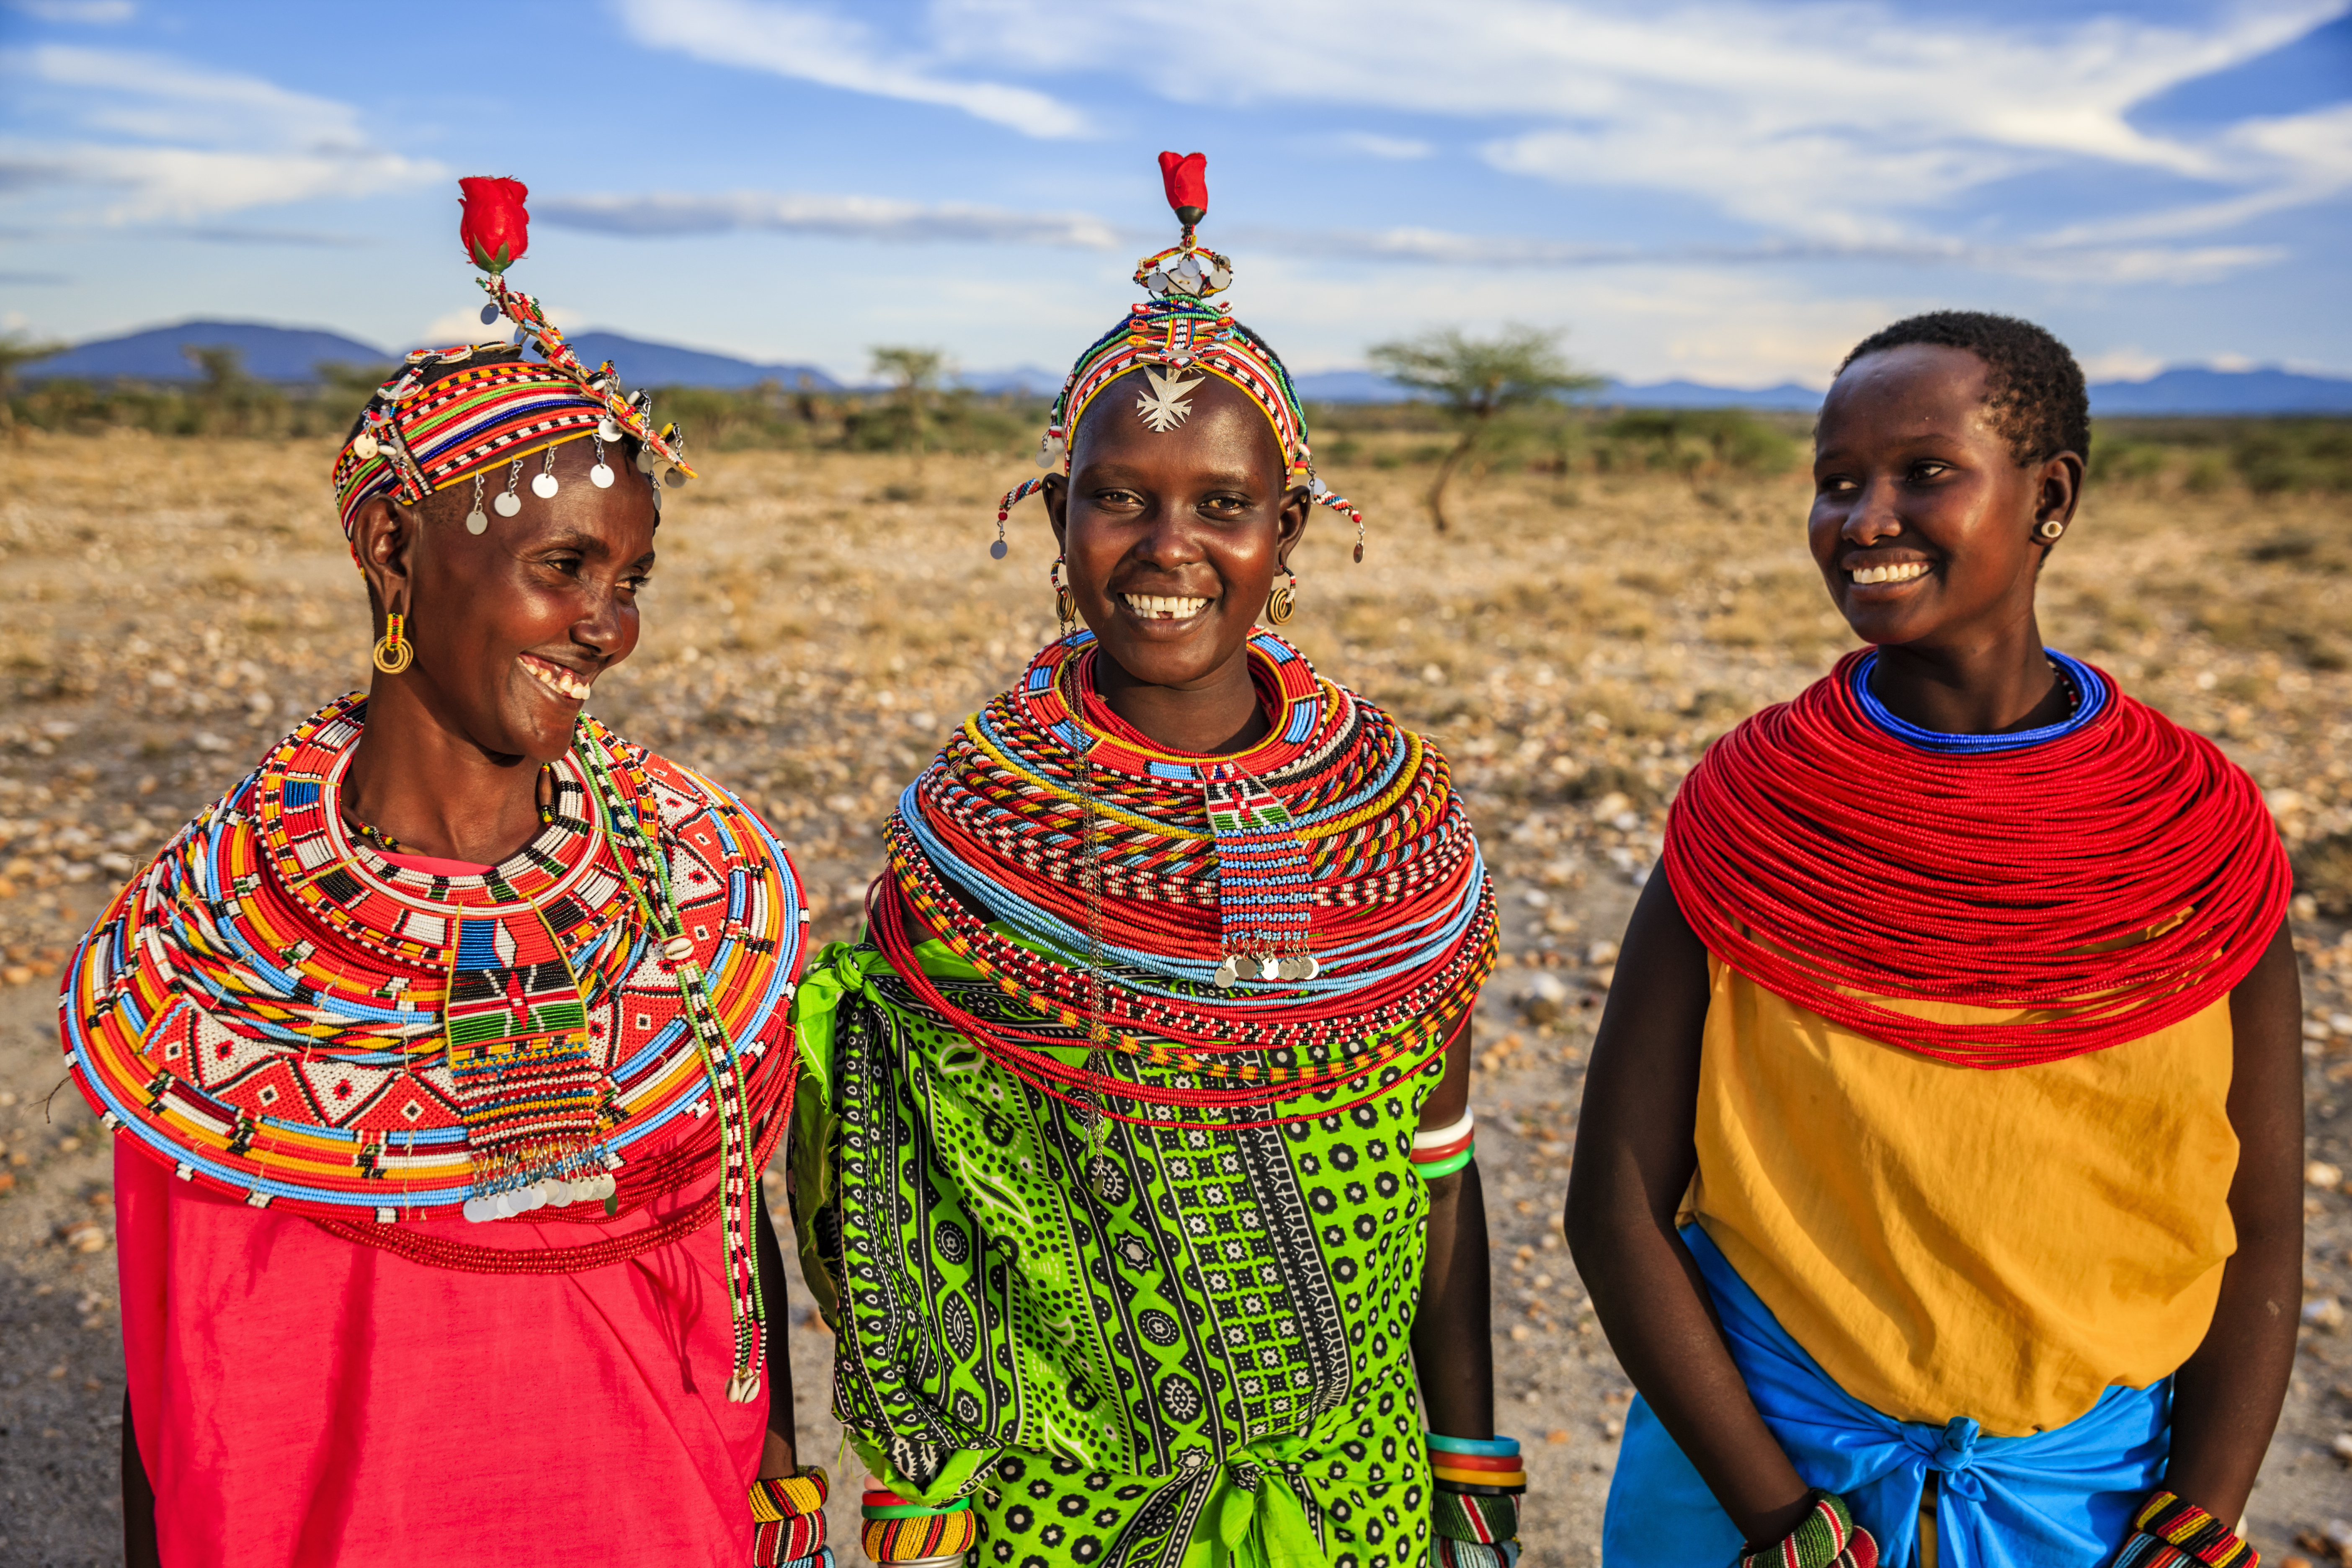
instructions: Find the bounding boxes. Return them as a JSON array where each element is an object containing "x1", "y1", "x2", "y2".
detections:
[
  {"x1": 992, "y1": 152, "x2": 1367, "y2": 562},
  {"x1": 331, "y1": 176, "x2": 695, "y2": 552}
]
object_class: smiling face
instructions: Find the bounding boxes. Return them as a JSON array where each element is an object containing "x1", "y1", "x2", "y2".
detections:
[
  {"x1": 1043, "y1": 368, "x2": 1308, "y2": 694},
  {"x1": 1809, "y1": 342, "x2": 2081, "y2": 652},
  {"x1": 353, "y1": 434, "x2": 658, "y2": 765}
]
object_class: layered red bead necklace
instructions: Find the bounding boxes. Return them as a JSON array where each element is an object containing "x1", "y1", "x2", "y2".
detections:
[{"x1": 1664, "y1": 649, "x2": 2290, "y2": 1067}]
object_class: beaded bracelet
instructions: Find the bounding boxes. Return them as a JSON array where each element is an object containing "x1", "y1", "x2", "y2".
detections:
[
  {"x1": 752, "y1": 1468, "x2": 830, "y2": 1522},
  {"x1": 861, "y1": 1484, "x2": 979, "y2": 1565},
  {"x1": 1434, "y1": 1490, "x2": 1519, "y2": 1544},
  {"x1": 750, "y1": 1468, "x2": 831, "y2": 1568},
  {"x1": 2110, "y1": 1492, "x2": 2259, "y2": 1568},
  {"x1": 1433, "y1": 1542, "x2": 1522, "y2": 1568},
  {"x1": 1736, "y1": 1489, "x2": 1879, "y2": 1568}
]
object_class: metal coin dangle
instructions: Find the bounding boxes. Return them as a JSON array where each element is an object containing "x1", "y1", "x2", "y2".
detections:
[
  {"x1": 493, "y1": 457, "x2": 524, "y2": 517},
  {"x1": 589, "y1": 436, "x2": 615, "y2": 489},
  {"x1": 531, "y1": 448, "x2": 560, "y2": 499},
  {"x1": 464, "y1": 472, "x2": 489, "y2": 534}
]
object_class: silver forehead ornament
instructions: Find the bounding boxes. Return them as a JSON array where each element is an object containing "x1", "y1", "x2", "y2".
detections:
[{"x1": 1134, "y1": 368, "x2": 1204, "y2": 433}]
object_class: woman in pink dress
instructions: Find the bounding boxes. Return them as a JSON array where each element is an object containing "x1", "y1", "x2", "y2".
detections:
[{"x1": 62, "y1": 178, "x2": 833, "y2": 1568}]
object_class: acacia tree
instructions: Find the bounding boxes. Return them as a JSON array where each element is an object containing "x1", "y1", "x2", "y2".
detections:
[
  {"x1": 0, "y1": 333, "x2": 64, "y2": 440},
  {"x1": 1367, "y1": 325, "x2": 1601, "y2": 531},
  {"x1": 869, "y1": 345, "x2": 949, "y2": 469}
]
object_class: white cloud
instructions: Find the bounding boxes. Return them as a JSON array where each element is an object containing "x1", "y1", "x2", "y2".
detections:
[
  {"x1": 2081, "y1": 347, "x2": 2166, "y2": 381},
  {"x1": 5, "y1": 0, "x2": 135, "y2": 21},
  {"x1": 930, "y1": 0, "x2": 2346, "y2": 254},
  {"x1": 611, "y1": 0, "x2": 1087, "y2": 138},
  {"x1": 0, "y1": 46, "x2": 442, "y2": 222},
  {"x1": 1328, "y1": 132, "x2": 1432, "y2": 160},
  {"x1": 538, "y1": 189, "x2": 1122, "y2": 248}
]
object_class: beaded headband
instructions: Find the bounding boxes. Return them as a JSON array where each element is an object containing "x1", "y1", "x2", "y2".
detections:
[
  {"x1": 992, "y1": 151, "x2": 1366, "y2": 562},
  {"x1": 331, "y1": 176, "x2": 695, "y2": 549}
]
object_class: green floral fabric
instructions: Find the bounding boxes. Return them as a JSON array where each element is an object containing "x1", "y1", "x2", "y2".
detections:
[{"x1": 789, "y1": 938, "x2": 1444, "y2": 1568}]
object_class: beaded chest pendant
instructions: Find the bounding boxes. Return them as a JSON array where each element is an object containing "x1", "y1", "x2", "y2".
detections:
[
  {"x1": 1039, "y1": 629, "x2": 1329, "y2": 989},
  {"x1": 1201, "y1": 764, "x2": 1318, "y2": 985},
  {"x1": 442, "y1": 905, "x2": 612, "y2": 1219}
]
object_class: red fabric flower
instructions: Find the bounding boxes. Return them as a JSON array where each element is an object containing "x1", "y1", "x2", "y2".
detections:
[
  {"x1": 1157, "y1": 151, "x2": 1207, "y2": 226},
  {"x1": 458, "y1": 177, "x2": 530, "y2": 275}
]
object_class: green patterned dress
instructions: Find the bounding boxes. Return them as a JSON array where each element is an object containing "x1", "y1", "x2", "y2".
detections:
[{"x1": 790, "y1": 939, "x2": 1444, "y2": 1568}]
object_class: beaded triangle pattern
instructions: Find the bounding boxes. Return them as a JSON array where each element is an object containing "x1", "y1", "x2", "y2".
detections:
[{"x1": 60, "y1": 695, "x2": 808, "y2": 1228}]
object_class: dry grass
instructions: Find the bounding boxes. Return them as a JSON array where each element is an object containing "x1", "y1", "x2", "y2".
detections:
[{"x1": 3, "y1": 433, "x2": 2351, "y2": 1554}]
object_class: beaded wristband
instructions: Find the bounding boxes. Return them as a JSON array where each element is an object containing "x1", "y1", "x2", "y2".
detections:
[
  {"x1": 861, "y1": 1511, "x2": 980, "y2": 1563},
  {"x1": 1433, "y1": 1490, "x2": 1519, "y2": 1544},
  {"x1": 751, "y1": 1516, "x2": 828, "y2": 1568},
  {"x1": 2110, "y1": 1493, "x2": 2258, "y2": 1568},
  {"x1": 1433, "y1": 1542, "x2": 1522, "y2": 1568},
  {"x1": 751, "y1": 1468, "x2": 830, "y2": 1522},
  {"x1": 1737, "y1": 1491, "x2": 1878, "y2": 1568}
]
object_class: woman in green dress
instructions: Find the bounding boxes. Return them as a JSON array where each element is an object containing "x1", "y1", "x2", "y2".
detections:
[{"x1": 789, "y1": 155, "x2": 1516, "y2": 1568}]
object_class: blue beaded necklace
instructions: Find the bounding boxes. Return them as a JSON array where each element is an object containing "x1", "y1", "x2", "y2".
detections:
[{"x1": 1850, "y1": 647, "x2": 2107, "y2": 754}]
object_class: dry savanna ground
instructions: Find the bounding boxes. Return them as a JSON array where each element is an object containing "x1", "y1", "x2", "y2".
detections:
[{"x1": 1, "y1": 430, "x2": 2349, "y2": 1565}]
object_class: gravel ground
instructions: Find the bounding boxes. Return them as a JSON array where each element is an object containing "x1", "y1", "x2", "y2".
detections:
[{"x1": 2, "y1": 433, "x2": 2347, "y2": 1565}]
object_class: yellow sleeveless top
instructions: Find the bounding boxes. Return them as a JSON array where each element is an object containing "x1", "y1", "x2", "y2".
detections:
[{"x1": 1684, "y1": 958, "x2": 2237, "y2": 1436}]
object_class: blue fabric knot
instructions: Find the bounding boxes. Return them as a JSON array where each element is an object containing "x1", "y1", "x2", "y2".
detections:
[
  {"x1": 1602, "y1": 1226, "x2": 2172, "y2": 1568},
  {"x1": 1914, "y1": 1417, "x2": 1988, "y2": 1498}
]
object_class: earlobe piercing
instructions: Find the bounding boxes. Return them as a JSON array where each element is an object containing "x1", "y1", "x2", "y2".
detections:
[{"x1": 2036, "y1": 519, "x2": 2066, "y2": 542}]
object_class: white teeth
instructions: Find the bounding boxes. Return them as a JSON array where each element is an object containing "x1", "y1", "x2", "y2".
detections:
[
  {"x1": 1120, "y1": 593, "x2": 1211, "y2": 620},
  {"x1": 521, "y1": 656, "x2": 592, "y2": 700},
  {"x1": 1850, "y1": 562, "x2": 1930, "y2": 585}
]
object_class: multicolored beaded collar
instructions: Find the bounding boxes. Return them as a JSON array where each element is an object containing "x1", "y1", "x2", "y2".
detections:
[
  {"x1": 874, "y1": 629, "x2": 1496, "y2": 1127},
  {"x1": 62, "y1": 697, "x2": 807, "y2": 1398}
]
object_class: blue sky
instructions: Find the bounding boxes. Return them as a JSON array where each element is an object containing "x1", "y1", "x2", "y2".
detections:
[{"x1": 2, "y1": 0, "x2": 2347, "y2": 387}]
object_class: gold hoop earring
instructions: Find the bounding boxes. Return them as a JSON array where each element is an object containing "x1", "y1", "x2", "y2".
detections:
[
  {"x1": 1051, "y1": 557, "x2": 1077, "y2": 632},
  {"x1": 371, "y1": 609, "x2": 413, "y2": 675},
  {"x1": 2035, "y1": 519, "x2": 2066, "y2": 542},
  {"x1": 1265, "y1": 571, "x2": 1297, "y2": 626}
]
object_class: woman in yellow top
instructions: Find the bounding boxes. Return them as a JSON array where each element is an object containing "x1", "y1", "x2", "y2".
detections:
[{"x1": 1566, "y1": 311, "x2": 2300, "y2": 1568}]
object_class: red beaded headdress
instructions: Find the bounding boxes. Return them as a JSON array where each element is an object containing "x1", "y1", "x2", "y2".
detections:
[
  {"x1": 991, "y1": 152, "x2": 1367, "y2": 562},
  {"x1": 331, "y1": 177, "x2": 696, "y2": 550}
]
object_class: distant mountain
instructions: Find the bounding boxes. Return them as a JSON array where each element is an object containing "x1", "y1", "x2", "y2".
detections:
[
  {"x1": 21, "y1": 320, "x2": 392, "y2": 382},
  {"x1": 544, "y1": 332, "x2": 839, "y2": 392},
  {"x1": 954, "y1": 365, "x2": 1062, "y2": 397},
  {"x1": 1599, "y1": 379, "x2": 1823, "y2": 411},
  {"x1": 1292, "y1": 369, "x2": 1411, "y2": 402},
  {"x1": 1297, "y1": 366, "x2": 2352, "y2": 415},
  {"x1": 21, "y1": 322, "x2": 2352, "y2": 415},
  {"x1": 2086, "y1": 367, "x2": 2352, "y2": 415},
  {"x1": 1289, "y1": 369, "x2": 1823, "y2": 408}
]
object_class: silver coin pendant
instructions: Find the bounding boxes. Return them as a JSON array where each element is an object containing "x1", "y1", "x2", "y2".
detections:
[
  {"x1": 590, "y1": 463, "x2": 615, "y2": 488},
  {"x1": 531, "y1": 473, "x2": 559, "y2": 499},
  {"x1": 492, "y1": 491, "x2": 522, "y2": 518}
]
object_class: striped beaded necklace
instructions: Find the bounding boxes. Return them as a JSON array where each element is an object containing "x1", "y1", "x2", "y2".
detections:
[{"x1": 874, "y1": 629, "x2": 1496, "y2": 1128}]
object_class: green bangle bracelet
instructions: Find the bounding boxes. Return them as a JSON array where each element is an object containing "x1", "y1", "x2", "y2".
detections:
[{"x1": 1415, "y1": 1146, "x2": 1475, "y2": 1180}]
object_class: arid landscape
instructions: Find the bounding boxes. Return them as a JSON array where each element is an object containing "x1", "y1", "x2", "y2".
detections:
[{"x1": 2, "y1": 431, "x2": 2349, "y2": 1565}]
